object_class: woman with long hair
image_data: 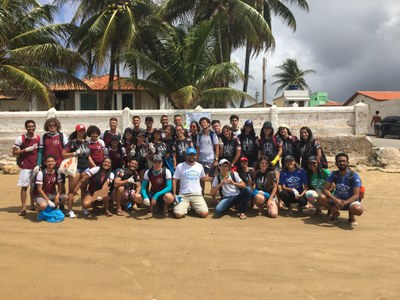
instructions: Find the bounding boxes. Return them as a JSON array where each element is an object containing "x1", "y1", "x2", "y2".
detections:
[
  {"x1": 189, "y1": 121, "x2": 200, "y2": 149},
  {"x1": 74, "y1": 158, "x2": 114, "y2": 217},
  {"x1": 62, "y1": 124, "x2": 93, "y2": 218},
  {"x1": 257, "y1": 121, "x2": 282, "y2": 166},
  {"x1": 279, "y1": 155, "x2": 308, "y2": 215},
  {"x1": 104, "y1": 136, "x2": 126, "y2": 172},
  {"x1": 275, "y1": 125, "x2": 300, "y2": 164},
  {"x1": 172, "y1": 125, "x2": 193, "y2": 168},
  {"x1": 298, "y1": 126, "x2": 328, "y2": 170},
  {"x1": 238, "y1": 120, "x2": 258, "y2": 167},
  {"x1": 220, "y1": 125, "x2": 241, "y2": 169},
  {"x1": 253, "y1": 156, "x2": 278, "y2": 218}
]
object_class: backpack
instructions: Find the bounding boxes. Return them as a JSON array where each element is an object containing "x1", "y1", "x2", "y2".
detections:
[
  {"x1": 200, "y1": 130, "x2": 216, "y2": 144},
  {"x1": 332, "y1": 169, "x2": 364, "y2": 199},
  {"x1": 216, "y1": 171, "x2": 237, "y2": 198},
  {"x1": 16, "y1": 134, "x2": 40, "y2": 167},
  {"x1": 30, "y1": 169, "x2": 47, "y2": 195}
]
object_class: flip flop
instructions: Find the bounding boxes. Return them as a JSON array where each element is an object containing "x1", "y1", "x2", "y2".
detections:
[
  {"x1": 104, "y1": 211, "x2": 113, "y2": 217},
  {"x1": 18, "y1": 210, "x2": 26, "y2": 216},
  {"x1": 116, "y1": 210, "x2": 124, "y2": 216},
  {"x1": 239, "y1": 213, "x2": 247, "y2": 220}
]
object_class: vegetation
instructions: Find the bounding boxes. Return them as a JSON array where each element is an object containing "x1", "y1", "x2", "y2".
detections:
[
  {"x1": 1, "y1": 0, "x2": 312, "y2": 109},
  {"x1": 0, "y1": 0, "x2": 83, "y2": 108},
  {"x1": 272, "y1": 58, "x2": 316, "y2": 95}
]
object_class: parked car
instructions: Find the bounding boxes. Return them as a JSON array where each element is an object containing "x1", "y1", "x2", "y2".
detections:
[{"x1": 378, "y1": 116, "x2": 400, "y2": 138}]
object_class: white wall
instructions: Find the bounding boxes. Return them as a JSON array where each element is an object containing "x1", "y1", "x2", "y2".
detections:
[{"x1": 0, "y1": 104, "x2": 369, "y2": 155}]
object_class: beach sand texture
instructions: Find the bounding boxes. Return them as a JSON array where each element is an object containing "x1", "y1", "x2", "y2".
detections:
[{"x1": 0, "y1": 171, "x2": 399, "y2": 300}]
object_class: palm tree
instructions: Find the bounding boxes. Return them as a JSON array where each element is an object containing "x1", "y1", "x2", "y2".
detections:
[
  {"x1": 122, "y1": 19, "x2": 254, "y2": 109},
  {"x1": 272, "y1": 58, "x2": 316, "y2": 95},
  {"x1": 240, "y1": 0, "x2": 310, "y2": 107},
  {"x1": 0, "y1": 0, "x2": 83, "y2": 108},
  {"x1": 57, "y1": 0, "x2": 155, "y2": 109}
]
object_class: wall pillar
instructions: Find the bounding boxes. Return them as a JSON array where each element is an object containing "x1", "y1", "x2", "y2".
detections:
[
  {"x1": 354, "y1": 102, "x2": 368, "y2": 136},
  {"x1": 46, "y1": 107, "x2": 57, "y2": 119},
  {"x1": 270, "y1": 105, "x2": 279, "y2": 128},
  {"x1": 122, "y1": 107, "x2": 131, "y2": 131}
]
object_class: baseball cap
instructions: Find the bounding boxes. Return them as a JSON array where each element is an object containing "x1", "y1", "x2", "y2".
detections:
[
  {"x1": 240, "y1": 157, "x2": 249, "y2": 162},
  {"x1": 244, "y1": 120, "x2": 253, "y2": 127},
  {"x1": 219, "y1": 158, "x2": 230, "y2": 165},
  {"x1": 279, "y1": 124, "x2": 289, "y2": 129},
  {"x1": 262, "y1": 121, "x2": 273, "y2": 129},
  {"x1": 185, "y1": 147, "x2": 197, "y2": 155},
  {"x1": 308, "y1": 155, "x2": 318, "y2": 163},
  {"x1": 76, "y1": 124, "x2": 86, "y2": 131},
  {"x1": 284, "y1": 155, "x2": 295, "y2": 162},
  {"x1": 152, "y1": 154, "x2": 163, "y2": 162}
]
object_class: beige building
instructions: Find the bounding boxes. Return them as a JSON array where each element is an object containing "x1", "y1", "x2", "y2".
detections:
[
  {"x1": 0, "y1": 75, "x2": 173, "y2": 111},
  {"x1": 343, "y1": 91, "x2": 400, "y2": 135},
  {"x1": 273, "y1": 90, "x2": 310, "y2": 107}
]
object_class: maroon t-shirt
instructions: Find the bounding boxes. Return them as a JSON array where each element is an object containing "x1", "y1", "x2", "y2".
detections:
[
  {"x1": 39, "y1": 133, "x2": 66, "y2": 168},
  {"x1": 34, "y1": 170, "x2": 60, "y2": 197},
  {"x1": 14, "y1": 134, "x2": 40, "y2": 169},
  {"x1": 88, "y1": 140, "x2": 105, "y2": 166}
]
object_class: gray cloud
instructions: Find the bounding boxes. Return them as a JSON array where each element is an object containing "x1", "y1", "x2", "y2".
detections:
[{"x1": 235, "y1": 0, "x2": 400, "y2": 103}]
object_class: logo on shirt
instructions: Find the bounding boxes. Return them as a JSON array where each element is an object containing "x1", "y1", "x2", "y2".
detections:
[{"x1": 184, "y1": 169, "x2": 200, "y2": 181}]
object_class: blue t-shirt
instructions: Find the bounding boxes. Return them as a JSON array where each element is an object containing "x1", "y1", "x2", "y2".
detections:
[
  {"x1": 279, "y1": 168, "x2": 308, "y2": 193},
  {"x1": 326, "y1": 169, "x2": 362, "y2": 200}
]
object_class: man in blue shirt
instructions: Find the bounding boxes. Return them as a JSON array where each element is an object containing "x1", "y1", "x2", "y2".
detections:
[{"x1": 322, "y1": 152, "x2": 364, "y2": 226}]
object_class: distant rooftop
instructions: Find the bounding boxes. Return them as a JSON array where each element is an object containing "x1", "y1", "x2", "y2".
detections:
[
  {"x1": 344, "y1": 91, "x2": 400, "y2": 106},
  {"x1": 50, "y1": 75, "x2": 143, "y2": 91}
]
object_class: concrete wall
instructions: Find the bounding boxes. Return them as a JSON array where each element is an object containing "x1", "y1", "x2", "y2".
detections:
[
  {"x1": 346, "y1": 95, "x2": 400, "y2": 135},
  {"x1": 0, "y1": 103, "x2": 369, "y2": 155}
]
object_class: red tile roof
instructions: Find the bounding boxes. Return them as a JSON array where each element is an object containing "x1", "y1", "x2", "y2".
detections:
[
  {"x1": 0, "y1": 94, "x2": 16, "y2": 101},
  {"x1": 319, "y1": 100, "x2": 342, "y2": 106},
  {"x1": 343, "y1": 91, "x2": 400, "y2": 106},
  {"x1": 50, "y1": 75, "x2": 143, "y2": 91}
]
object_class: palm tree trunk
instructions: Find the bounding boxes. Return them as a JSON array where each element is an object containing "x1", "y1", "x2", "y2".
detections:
[
  {"x1": 104, "y1": 43, "x2": 117, "y2": 110},
  {"x1": 240, "y1": 40, "x2": 252, "y2": 108}
]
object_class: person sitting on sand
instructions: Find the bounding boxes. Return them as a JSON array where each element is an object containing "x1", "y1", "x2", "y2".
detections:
[
  {"x1": 113, "y1": 157, "x2": 142, "y2": 216},
  {"x1": 210, "y1": 159, "x2": 253, "y2": 220},
  {"x1": 173, "y1": 147, "x2": 209, "y2": 219},
  {"x1": 140, "y1": 154, "x2": 174, "y2": 217},
  {"x1": 32, "y1": 155, "x2": 68, "y2": 212},
  {"x1": 253, "y1": 156, "x2": 278, "y2": 218},
  {"x1": 322, "y1": 152, "x2": 364, "y2": 226}
]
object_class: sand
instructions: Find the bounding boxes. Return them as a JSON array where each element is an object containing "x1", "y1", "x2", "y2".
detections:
[{"x1": 0, "y1": 170, "x2": 399, "y2": 300}]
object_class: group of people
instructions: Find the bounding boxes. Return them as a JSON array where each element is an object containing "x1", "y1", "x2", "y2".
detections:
[{"x1": 13, "y1": 113, "x2": 364, "y2": 225}]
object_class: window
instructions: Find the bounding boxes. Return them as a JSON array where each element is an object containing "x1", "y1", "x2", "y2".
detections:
[
  {"x1": 122, "y1": 94, "x2": 133, "y2": 109},
  {"x1": 80, "y1": 93, "x2": 97, "y2": 110}
]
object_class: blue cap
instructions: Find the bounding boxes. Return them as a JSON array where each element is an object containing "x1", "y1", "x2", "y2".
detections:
[
  {"x1": 244, "y1": 120, "x2": 253, "y2": 127},
  {"x1": 185, "y1": 147, "x2": 197, "y2": 155}
]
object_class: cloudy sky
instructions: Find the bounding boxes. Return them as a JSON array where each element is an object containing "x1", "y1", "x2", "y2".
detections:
[{"x1": 41, "y1": 0, "x2": 400, "y2": 104}]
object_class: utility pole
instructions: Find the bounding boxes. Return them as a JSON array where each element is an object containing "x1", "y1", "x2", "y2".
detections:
[
  {"x1": 255, "y1": 90, "x2": 259, "y2": 107},
  {"x1": 262, "y1": 57, "x2": 267, "y2": 107}
]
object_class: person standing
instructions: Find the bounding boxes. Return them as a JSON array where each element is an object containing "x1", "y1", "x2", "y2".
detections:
[
  {"x1": 101, "y1": 117, "x2": 121, "y2": 147},
  {"x1": 13, "y1": 120, "x2": 40, "y2": 216},
  {"x1": 229, "y1": 114, "x2": 240, "y2": 136},
  {"x1": 371, "y1": 111, "x2": 382, "y2": 137},
  {"x1": 196, "y1": 117, "x2": 219, "y2": 176},
  {"x1": 173, "y1": 148, "x2": 209, "y2": 219}
]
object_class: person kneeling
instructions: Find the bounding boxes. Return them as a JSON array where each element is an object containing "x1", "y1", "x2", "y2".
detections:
[{"x1": 210, "y1": 159, "x2": 252, "y2": 220}]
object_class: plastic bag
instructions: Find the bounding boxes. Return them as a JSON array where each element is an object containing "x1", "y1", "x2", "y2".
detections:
[
  {"x1": 37, "y1": 206, "x2": 65, "y2": 223},
  {"x1": 58, "y1": 156, "x2": 77, "y2": 177}
]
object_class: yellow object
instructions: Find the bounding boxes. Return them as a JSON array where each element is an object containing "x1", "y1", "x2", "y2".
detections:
[{"x1": 271, "y1": 156, "x2": 280, "y2": 166}]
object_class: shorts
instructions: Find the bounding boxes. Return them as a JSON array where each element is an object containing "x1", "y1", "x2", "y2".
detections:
[
  {"x1": 200, "y1": 161, "x2": 217, "y2": 176},
  {"x1": 34, "y1": 194, "x2": 68, "y2": 206},
  {"x1": 124, "y1": 189, "x2": 137, "y2": 201},
  {"x1": 77, "y1": 167, "x2": 90, "y2": 174},
  {"x1": 147, "y1": 191, "x2": 167, "y2": 203},
  {"x1": 17, "y1": 169, "x2": 33, "y2": 187},
  {"x1": 173, "y1": 194, "x2": 209, "y2": 216},
  {"x1": 329, "y1": 199, "x2": 362, "y2": 211}
]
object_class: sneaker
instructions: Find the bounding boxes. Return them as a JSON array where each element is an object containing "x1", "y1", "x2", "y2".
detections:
[
  {"x1": 348, "y1": 218, "x2": 358, "y2": 226},
  {"x1": 82, "y1": 208, "x2": 90, "y2": 216},
  {"x1": 68, "y1": 210, "x2": 76, "y2": 218}
]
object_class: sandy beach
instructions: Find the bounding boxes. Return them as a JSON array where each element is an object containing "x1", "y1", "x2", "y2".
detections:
[{"x1": 0, "y1": 170, "x2": 399, "y2": 300}]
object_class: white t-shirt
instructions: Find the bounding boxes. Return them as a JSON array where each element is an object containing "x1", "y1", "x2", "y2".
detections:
[
  {"x1": 196, "y1": 130, "x2": 219, "y2": 163},
  {"x1": 173, "y1": 162, "x2": 205, "y2": 195},
  {"x1": 86, "y1": 166, "x2": 115, "y2": 182},
  {"x1": 212, "y1": 172, "x2": 242, "y2": 198}
]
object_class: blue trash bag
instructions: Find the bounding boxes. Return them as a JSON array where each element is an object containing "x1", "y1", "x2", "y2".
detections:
[
  {"x1": 165, "y1": 156, "x2": 175, "y2": 175},
  {"x1": 37, "y1": 206, "x2": 65, "y2": 223}
]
